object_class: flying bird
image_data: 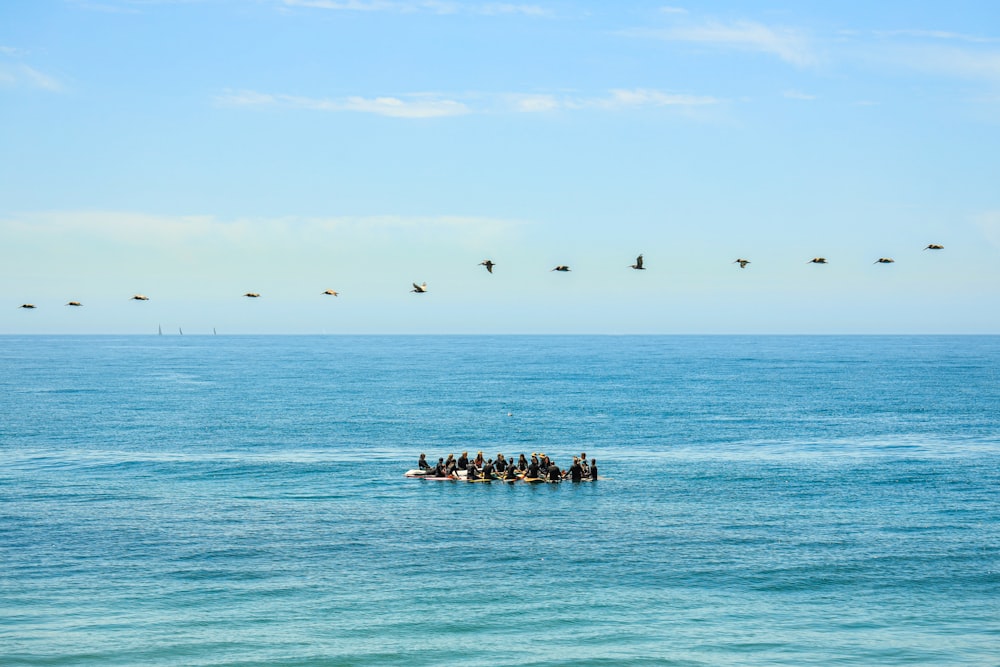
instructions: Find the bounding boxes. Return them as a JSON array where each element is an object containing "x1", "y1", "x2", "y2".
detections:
[
  {"x1": 322, "y1": 289, "x2": 339, "y2": 296},
  {"x1": 629, "y1": 255, "x2": 645, "y2": 270},
  {"x1": 243, "y1": 292, "x2": 261, "y2": 298},
  {"x1": 551, "y1": 265, "x2": 571, "y2": 272},
  {"x1": 479, "y1": 260, "x2": 495, "y2": 274},
  {"x1": 412, "y1": 282, "x2": 428, "y2": 293},
  {"x1": 874, "y1": 258, "x2": 895, "y2": 264},
  {"x1": 924, "y1": 244, "x2": 944, "y2": 250},
  {"x1": 66, "y1": 301, "x2": 83, "y2": 307},
  {"x1": 18, "y1": 304, "x2": 36, "y2": 309},
  {"x1": 807, "y1": 258, "x2": 828, "y2": 264},
  {"x1": 734, "y1": 259, "x2": 751, "y2": 268},
  {"x1": 131, "y1": 294, "x2": 150, "y2": 301}
]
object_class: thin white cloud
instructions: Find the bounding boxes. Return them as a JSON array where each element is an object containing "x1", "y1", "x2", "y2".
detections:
[
  {"x1": 283, "y1": 0, "x2": 396, "y2": 10},
  {"x1": 783, "y1": 90, "x2": 816, "y2": 100},
  {"x1": 877, "y1": 43, "x2": 1000, "y2": 83},
  {"x1": 508, "y1": 89, "x2": 721, "y2": 112},
  {"x1": 479, "y1": 3, "x2": 549, "y2": 17},
  {"x1": 508, "y1": 93, "x2": 560, "y2": 112},
  {"x1": 974, "y1": 211, "x2": 1000, "y2": 251},
  {"x1": 281, "y1": 0, "x2": 550, "y2": 16},
  {"x1": 0, "y1": 64, "x2": 63, "y2": 92},
  {"x1": 590, "y1": 88, "x2": 719, "y2": 109},
  {"x1": 877, "y1": 29, "x2": 997, "y2": 44},
  {"x1": 216, "y1": 90, "x2": 470, "y2": 118},
  {"x1": 635, "y1": 19, "x2": 817, "y2": 67},
  {"x1": 220, "y1": 88, "x2": 721, "y2": 116}
]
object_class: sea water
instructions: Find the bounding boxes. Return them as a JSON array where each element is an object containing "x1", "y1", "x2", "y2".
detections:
[{"x1": 1, "y1": 335, "x2": 998, "y2": 666}]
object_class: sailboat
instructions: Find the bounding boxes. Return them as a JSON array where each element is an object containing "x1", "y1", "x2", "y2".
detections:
[{"x1": 158, "y1": 324, "x2": 162, "y2": 336}]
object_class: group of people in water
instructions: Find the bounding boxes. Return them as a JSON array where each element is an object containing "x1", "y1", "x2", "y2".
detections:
[{"x1": 416, "y1": 450, "x2": 599, "y2": 482}]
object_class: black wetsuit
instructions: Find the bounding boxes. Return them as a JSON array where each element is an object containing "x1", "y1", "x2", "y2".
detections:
[
  {"x1": 569, "y1": 462, "x2": 583, "y2": 482},
  {"x1": 547, "y1": 465, "x2": 561, "y2": 482},
  {"x1": 467, "y1": 465, "x2": 480, "y2": 480},
  {"x1": 505, "y1": 466, "x2": 520, "y2": 481},
  {"x1": 495, "y1": 459, "x2": 507, "y2": 473},
  {"x1": 457, "y1": 455, "x2": 468, "y2": 470},
  {"x1": 482, "y1": 462, "x2": 494, "y2": 479},
  {"x1": 431, "y1": 463, "x2": 446, "y2": 478},
  {"x1": 589, "y1": 464, "x2": 598, "y2": 481},
  {"x1": 418, "y1": 457, "x2": 430, "y2": 470},
  {"x1": 526, "y1": 462, "x2": 539, "y2": 479}
]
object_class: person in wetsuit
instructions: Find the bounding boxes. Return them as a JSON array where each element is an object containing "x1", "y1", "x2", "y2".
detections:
[
  {"x1": 525, "y1": 458, "x2": 540, "y2": 480},
  {"x1": 467, "y1": 461, "x2": 480, "y2": 480},
  {"x1": 546, "y1": 461, "x2": 561, "y2": 482},
  {"x1": 568, "y1": 457, "x2": 584, "y2": 482},
  {"x1": 517, "y1": 454, "x2": 528, "y2": 471},
  {"x1": 418, "y1": 453, "x2": 430, "y2": 471},
  {"x1": 505, "y1": 463, "x2": 520, "y2": 481},
  {"x1": 431, "y1": 458, "x2": 446, "y2": 477},
  {"x1": 445, "y1": 454, "x2": 457, "y2": 476},
  {"x1": 495, "y1": 454, "x2": 507, "y2": 474},
  {"x1": 482, "y1": 459, "x2": 494, "y2": 480},
  {"x1": 538, "y1": 454, "x2": 550, "y2": 477},
  {"x1": 589, "y1": 459, "x2": 598, "y2": 481}
]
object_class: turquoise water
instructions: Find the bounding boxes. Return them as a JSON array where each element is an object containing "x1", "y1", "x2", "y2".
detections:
[{"x1": 1, "y1": 335, "x2": 998, "y2": 666}]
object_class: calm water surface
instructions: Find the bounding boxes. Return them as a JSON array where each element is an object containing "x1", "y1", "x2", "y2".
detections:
[{"x1": 1, "y1": 335, "x2": 998, "y2": 665}]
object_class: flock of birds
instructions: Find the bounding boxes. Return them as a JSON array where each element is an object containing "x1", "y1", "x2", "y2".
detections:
[{"x1": 14, "y1": 245, "x2": 946, "y2": 310}]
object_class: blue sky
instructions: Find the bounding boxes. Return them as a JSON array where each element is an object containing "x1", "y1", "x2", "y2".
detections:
[{"x1": 2, "y1": 0, "x2": 999, "y2": 333}]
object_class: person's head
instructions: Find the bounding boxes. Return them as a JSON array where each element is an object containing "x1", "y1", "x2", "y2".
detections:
[
  {"x1": 419, "y1": 453, "x2": 426, "y2": 459},
  {"x1": 461, "y1": 451, "x2": 468, "y2": 458},
  {"x1": 438, "y1": 458, "x2": 444, "y2": 463},
  {"x1": 580, "y1": 452, "x2": 586, "y2": 459}
]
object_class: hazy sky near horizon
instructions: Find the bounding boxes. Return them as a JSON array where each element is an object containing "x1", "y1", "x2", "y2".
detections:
[{"x1": 2, "y1": 0, "x2": 999, "y2": 334}]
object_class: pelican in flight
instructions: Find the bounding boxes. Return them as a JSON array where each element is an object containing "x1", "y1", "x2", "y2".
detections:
[
  {"x1": 412, "y1": 282, "x2": 428, "y2": 293},
  {"x1": 629, "y1": 255, "x2": 645, "y2": 270},
  {"x1": 66, "y1": 301, "x2": 83, "y2": 307},
  {"x1": 322, "y1": 289, "x2": 339, "y2": 296},
  {"x1": 243, "y1": 292, "x2": 261, "y2": 298},
  {"x1": 551, "y1": 265, "x2": 571, "y2": 272},
  {"x1": 874, "y1": 258, "x2": 895, "y2": 264},
  {"x1": 924, "y1": 244, "x2": 944, "y2": 250},
  {"x1": 18, "y1": 303, "x2": 36, "y2": 309},
  {"x1": 480, "y1": 260, "x2": 496, "y2": 274},
  {"x1": 734, "y1": 259, "x2": 751, "y2": 268},
  {"x1": 807, "y1": 258, "x2": 828, "y2": 264},
  {"x1": 131, "y1": 294, "x2": 150, "y2": 301}
]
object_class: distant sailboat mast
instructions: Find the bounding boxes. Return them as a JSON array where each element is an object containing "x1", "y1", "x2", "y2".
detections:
[
  {"x1": 158, "y1": 324, "x2": 162, "y2": 336},
  {"x1": 179, "y1": 327, "x2": 183, "y2": 335}
]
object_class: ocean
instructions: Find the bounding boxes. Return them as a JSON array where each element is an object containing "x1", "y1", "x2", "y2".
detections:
[{"x1": 1, "y1": 335, "x2": 998, "y2": 666}]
